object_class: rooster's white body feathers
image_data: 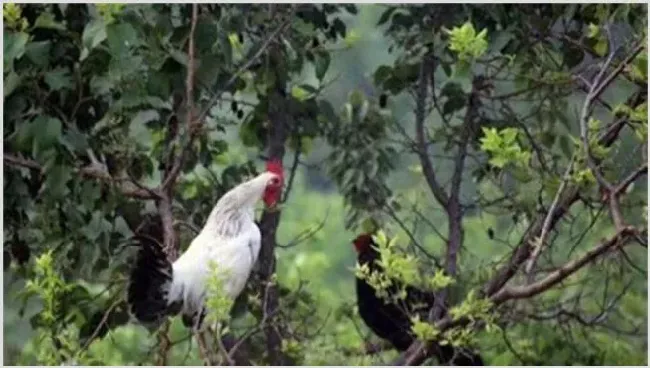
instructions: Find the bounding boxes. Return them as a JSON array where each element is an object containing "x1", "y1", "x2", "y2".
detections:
[{"x1": 169, "y1": 218, "x2": 261, "y2": 320}]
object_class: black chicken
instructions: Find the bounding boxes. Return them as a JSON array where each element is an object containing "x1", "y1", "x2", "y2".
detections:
[{"x1": 353, "y1": 233, "x2": 484, "y2": 365}]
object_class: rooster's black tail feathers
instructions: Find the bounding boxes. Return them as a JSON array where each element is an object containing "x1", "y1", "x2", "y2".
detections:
[{"x1": 127, "y1": 236, "x2": 179, "y2": 329}]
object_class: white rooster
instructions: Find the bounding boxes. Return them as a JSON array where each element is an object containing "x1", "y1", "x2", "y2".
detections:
[{"x1": 127, "y1": 160, "x2": 284, "y2": 331}]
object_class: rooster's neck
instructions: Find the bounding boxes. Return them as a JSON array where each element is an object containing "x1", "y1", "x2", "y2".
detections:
[{"x1": 202, "y1": 202, "x2": 256, "y2": 238}]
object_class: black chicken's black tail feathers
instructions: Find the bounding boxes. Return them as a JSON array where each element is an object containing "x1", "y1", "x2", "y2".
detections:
[{"x1": 127, "y1": 235, "x2": 179, "y2": 329}]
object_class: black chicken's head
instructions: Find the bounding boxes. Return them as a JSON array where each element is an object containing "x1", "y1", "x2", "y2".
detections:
[{"x1": 352, "y1": 233, "x2": 374, "y2": 254}]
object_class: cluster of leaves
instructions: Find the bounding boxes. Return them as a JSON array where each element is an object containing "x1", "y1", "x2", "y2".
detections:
[
  {"x1": 204, "y1": 261, "x2": 235, "y2": 327},
  {"x1": 20, "y1": 251, "x2": 96, "y2": 365},
  {"x1": 479, "y1": 127, "x2": 532, "y2": 170}
]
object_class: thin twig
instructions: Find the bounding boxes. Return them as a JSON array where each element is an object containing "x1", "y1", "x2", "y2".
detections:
[
  {"x1": 525, "y1": 157, "x2": 576, "y2": 276},
  {"x1": 579, "y1": 51, "x2": 618, "y2": 192},
  {"x1": 613, "y1": 163, "x2": 648, "y2": 196},
  {"x1": 277, "y1": 208, "x2": 329, "y2": 249},
  {"x1": 78, "y1": 298, "x2": 123, "y2": 352},
  {"x1": 196, "y1": 17, "x2": 292, "y2": 124},
  {"x1": 282, "y1": 143, "x2": 301, "y2": 203}
]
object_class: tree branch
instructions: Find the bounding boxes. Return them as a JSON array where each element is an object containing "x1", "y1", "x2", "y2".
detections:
[
  {"x1": 613, "y1": 163, "x2": 648, "y2": 196},
  {"x1": 525, "y1": 157, "x2": 576, "y2": 276},
  {"x1": 393, "y1": 226, "x2": 639, "y2": 366},
  {"x1": 3, "y1": 154, "x2": 159, "y2": 200},
  {"x1": 415, "y1": 56, "x2": 449, "y2": 209},
  {"x1": 578, "y1": 48, "x2": 618, "y2": 192},
  {"x1": 155, "y1": 4, "x2": 199, "y2": 263},
  {"x1": 577, "y1": 41, "x2": 645, "y2": 231},
  {"x1": 196, "y1": 16, "x2": 292, "y2": 124},
  {"x1": 444, "y1": 76, "x2": 480, "y2": 279},
  {"x1": 281, "y1": 143, "x2": 301, "y2": 203},
  {"x1": 161, "y1": 4, "x2": 200, "y2": 192},
  {"x1": 493, "y1": 226, "x2": 637, "y2": 302}
]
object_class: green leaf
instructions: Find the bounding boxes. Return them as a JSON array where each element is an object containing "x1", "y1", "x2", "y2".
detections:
[
  {"x1": 4, "y1": 71, "x2": 22, "y2": 97},
  {"x1": 3, "y1": 31, "x2": 29, "y2": 69},
  {"x1": 373, "y1": 65, "x2": 393, "y2": 85},
  {"x1": 594, "y1": 38, "x2": 608, "y2": 57},
  {"x1": 587, "y1": 23, "x2": 599, "y2": 39},
  {"x1": 489, "y1": 156, "x2": 508, "y2": 168},
  {"x1": 489, "y1": 30, "x2": 513, "y2": 53},
  {"x1": 128, "y1": 110, "x2": 158, "y2": 143},
  {"x1": 44, "y1": 164, "x2": 72, "y2": 198},
  {"x1": 106, "y1": 23, "x2": 138, "y2": 56},
  {"x1": 33, "y1": 12, "x2": 66, "y2": 31},
  {"x1": 44, "y1": 67, "x2": 73, "y2": 91},
  {"x1": 60, "y1": 127, "x2": 90, "y2": 153},
  {"x1": 314, "y1": 52, "x2": 331, "y2": 80},
  {"x1": 319, "y1": 100, "x2": 340, "y2": 125},
  {"x1": 33, "y1": 116, "x2": 63, "y2": 151},
  {"x1": 291, "y1": 85, "x2": 313, "y2": 101},
  {"x1": 25, "y1": 40, "x2": 52, "y2": 67},
  {"x1": 377, "y1": 7, "x2": 397, "y2": 26},
  {"x1": 113, "y1": 217, "x2": 134, "y2": 238},
  {"x1": 81, "y1": 211, "x2": 113, "y2": 241},
  {"x1": 441, "y1": 62, "x2": 452, "y2": 78},
  {"x1": 502, "y1": 128, "x2": 518, "y2": 144},
  {"x1": 168, "y1": 48, "x2": 188, "y2": 66},
  {"x1": 82, "y1": 19, "x2": 107, "y2": 52},
  {"x1": 343, "y1": 4, "x2": 357, "y2": 14}
]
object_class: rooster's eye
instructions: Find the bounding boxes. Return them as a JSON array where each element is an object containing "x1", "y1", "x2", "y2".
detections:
[{"x1": 269, "y1": 177, "x2": 280, "y2": 186}]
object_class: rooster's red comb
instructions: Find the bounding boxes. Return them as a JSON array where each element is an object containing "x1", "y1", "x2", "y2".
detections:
[{"x1": 266, "y1": 159, "x2": 284, "y2": 177}]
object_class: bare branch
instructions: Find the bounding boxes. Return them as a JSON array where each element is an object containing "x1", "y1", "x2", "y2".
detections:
[
  {"x1": 152, "y1": 5, "x2": 200, "y2": 263},
  {"x1": 493, "y1": 226, "x2": 637, "y2": 302},
  {"x1": 525, "y1": 157, "x2": 576, "y2": 276},
  {"x1": 161, "y1": 5, "x2": 200, "y2": 192},
  {"x1": 185, "y1": 4, "x2": 198, "y2": 128},
  {"x1": 79, "y1": 298, "x2": 123, "y2": 352},
  {"x1": 613, "y1": 163, "x2": 648, "y2": 196},
  {"x1": 277, "y1": 208, "x2": 329, "y2": 249},
  {"x1": 282, "y1": 143, "x2": 301, "y2": 203},
  {"x1": 3, "y1": 154, "x2": 159, "y2": 200},
  {"x1": 444, "y1": 76, "x2": 480, "y2": 279},
  {"x1": 589, "y1": 39, "x2": 646, "y2": 103},
  {"x1": 415, "y1": 56, "x2": 449, "y2": 208}
]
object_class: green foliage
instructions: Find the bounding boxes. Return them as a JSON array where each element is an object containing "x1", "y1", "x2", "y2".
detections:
[
  {"x1": 3, "y1": 3, "x2": 29, "y2": 31},
  {"x1": 204, "y1": 261, "x2": 235, "y2": 326},
  {"x1": 615, "y1": 101, "x2": 648, "y2": 141},
  {"x1": 354, "y1": 230, "x2": 447, "y2": 304},
  {"x1": 3, "y1": 3, "x2": 647, "y2": 366},
  {"x1": 19, "y1": 251, "x2": 100, "y2": 365},
  {"x1": 479, "y1": 127, "x2": 532, "y2": 169},
  {"x1": 410, "y1": 315, "x2": 440, "y2": 342},
  {"x1": 449, "y1": 290, "x2": 493, "y2": 323},
  {"x1": 444, "y1": 22, "x2": 488, "y2": 61}
]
